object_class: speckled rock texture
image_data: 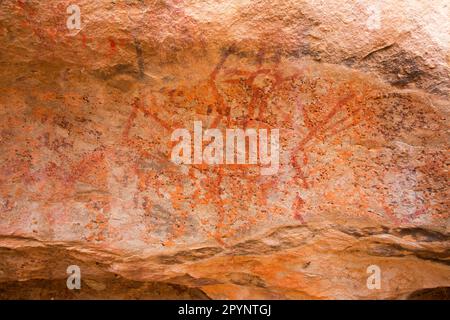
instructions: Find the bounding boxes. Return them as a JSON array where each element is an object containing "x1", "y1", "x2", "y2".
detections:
[{"x1": 0, "y1": 0, "x2": 449, "y2": 299}]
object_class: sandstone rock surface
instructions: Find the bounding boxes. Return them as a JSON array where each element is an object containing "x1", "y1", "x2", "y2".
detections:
[{"x1": 0, "y1": 0, "x2": 449, "y2": 299}]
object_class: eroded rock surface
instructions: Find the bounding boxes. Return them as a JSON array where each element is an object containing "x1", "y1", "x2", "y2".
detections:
[{"x1": 0, "y1": 0, "x2": 449, "y2": 299}]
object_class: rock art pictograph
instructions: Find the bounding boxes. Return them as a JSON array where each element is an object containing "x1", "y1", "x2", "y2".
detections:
[{"x1": 0, "y1": 0, "x2": 449, "y2": 299}]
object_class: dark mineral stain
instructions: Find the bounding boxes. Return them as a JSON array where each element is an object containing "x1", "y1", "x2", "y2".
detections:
[
  {"x1": 0, "y1": 278, "x2": 210, "y2": 300},
  {"x1": 393, "y1": 227, "x2": 448, "y2": 242},
  {"x1": 134, "y1": 38, "x2": 145, "y2": 80},
  {"x1": 228, "y1": 272, "x2": 267, "y2": 288},
  {"x1": 157, "y1": 246, "x2": 224, "y2": 265},
  {"x1": 407, "y1": 287, "x2": 450, "y2": 300}
]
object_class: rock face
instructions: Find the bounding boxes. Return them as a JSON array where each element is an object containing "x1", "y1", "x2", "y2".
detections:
[{"x1": 0, "y1": 0, "x2": 449, "y2": 299}]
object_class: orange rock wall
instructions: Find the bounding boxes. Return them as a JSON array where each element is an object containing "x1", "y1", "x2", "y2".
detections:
[{"x1": 0, "y1": 0, "x2": 449, "y2": 299}]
